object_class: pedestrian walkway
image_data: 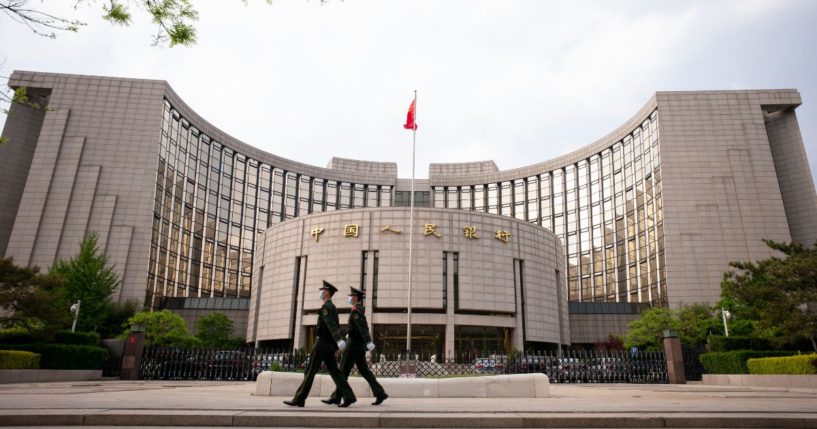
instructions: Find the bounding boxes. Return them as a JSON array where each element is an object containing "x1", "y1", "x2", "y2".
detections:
[{"x1": 1, "y1": 380, "x2": 816, "y2": 427}]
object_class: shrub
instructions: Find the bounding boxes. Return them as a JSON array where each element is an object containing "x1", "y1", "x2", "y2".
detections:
[
  {"x1": 0, "y1": 350, "x2": 41, "y2": 369},
  {"x1": 708, "y1": 336, "x2": 773, "y2": 352},
  {"x1": 700, "y1": 350, "x2": 793, "y2": 374},
  {"x1": 747, "y1": 354, "x2": 817, "y2": 375},
  {"x1": 53, "y1": 331, "x2": 100, "y2": 346},
  {"x1": 0, "y1": 344, "x2": 108, "y2": 370},
  {"x1": 0, "y1": 328, "x2": 34, "y2": 345}
]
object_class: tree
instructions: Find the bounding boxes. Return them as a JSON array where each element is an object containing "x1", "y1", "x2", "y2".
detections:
[
  {"x1": 676, "y1": 304, "x2": 721, "y2": 345},
  {"x1": 1, "y1": 0, "x2": 196, "y2": 47},
  {"x1": 1, "y1": 86, "x2": 53, "y2": 145},
  {"x1": 194, "y1": 312, "x2": 234, "y2": 348},
  {"x1": 0, "y1": 0, "x2": 306, "y2": 48},
  {"x1": 125, "y1": 310, "x2": 198, "y2": 347},
  {"x1": 624, "y1": 304, "x2": 721, "y2": 351},
  {"x1": 0, "y1": 257, "x2": 70, "y2": 339},
  {"x1": 97, "y1": 298, "x2": 140, "y2": 339},
  {"x1": 50, "y1": 232, "x2": 120, "y2": 333},
  {"x1": 721, "y1": 240, "x2": 817, "y2": 351},
  {"x1": 624, "y1": 307, "x2": 676, "y2": 351}
]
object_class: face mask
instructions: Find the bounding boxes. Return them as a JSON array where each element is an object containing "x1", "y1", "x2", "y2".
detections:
[
  {"x1": 346, "y1": 296, "x2": 354, "y2": 305},
  {"x1": 317, "y1": 291, "x2": 324, "y2": 301}
]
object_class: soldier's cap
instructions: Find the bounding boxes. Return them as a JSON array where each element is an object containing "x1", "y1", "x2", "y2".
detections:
[
  {"x1": 320, "y1": 280, "x2": 338, "y2": 294},
  {"x1": 348, "y1": 286, "x2": 365, "y2": 298}
]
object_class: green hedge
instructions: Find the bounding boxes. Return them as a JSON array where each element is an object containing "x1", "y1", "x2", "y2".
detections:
[
  {"x1": 699, "y1": 350, "x2": 793, "y2": 374},
  {"x1": 0, "y1": 350, "x2": 41, "y2": 369},
  {"x1": 747, "y1": 354, "x2": 817, "y2": 375},
  {"x1": 0, "y1": 328, "x2": 34, "y2": 345},
  {"x1": 53, "y1": 331, "x2": 100, "y2": 346},
  {"x1": 708, "y1": 336, "x2": 773, "y2": 352},
  {"x1": 0, "y1": 344, "x2": 107, "y2": 370}
]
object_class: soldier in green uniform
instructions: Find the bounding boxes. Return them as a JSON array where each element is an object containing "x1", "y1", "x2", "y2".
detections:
[
  {"x1": 284, "y1": 281, "x2": 357, "y2": 408},
  {"x1": 322, "y1": 287, "x2": 388, "y2": 406}
]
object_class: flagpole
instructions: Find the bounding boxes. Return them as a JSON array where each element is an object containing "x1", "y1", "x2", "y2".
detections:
[{"x1": 407, "y1": 90, "x2": 417, "y2": 355}]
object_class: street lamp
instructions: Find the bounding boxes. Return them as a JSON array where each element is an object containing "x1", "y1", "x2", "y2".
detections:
[
  {"x1": 69, "y1": 300, "x2": 81, "y2": 333},
  {"x1": 721, "y1": 308, "x2": 731, "y2": 337}
]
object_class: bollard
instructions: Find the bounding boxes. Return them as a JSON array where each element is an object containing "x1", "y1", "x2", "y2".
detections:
[{"x1": 662, "y1": 329, "x2": 686, "y2": 384}]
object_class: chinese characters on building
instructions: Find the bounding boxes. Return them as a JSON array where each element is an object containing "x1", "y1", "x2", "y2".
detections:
[{"x1": 308, "y1": 223, "x2": 512, "y2": 243}]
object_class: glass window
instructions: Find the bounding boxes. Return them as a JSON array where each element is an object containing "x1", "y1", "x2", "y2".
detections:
[
  {"x1": 353, "y1": 184, "x2": 365, "y2": 208},
  {"x1": 366, "y1": 186, "x2": 378, "y2": 207},
  {"x1": 433, "y1": 187, "x2": 445, "y2": 208},
  {"x1": 460, "y1": 187, "x2": 472, "y2": 210},
  {"x1": 447, "y1": 187, "x2": 458, "y2": 209},
  {"x1": 487, "y1": 183, "x2": 498, "y2": 214},
  {"x1": 312, "y1": 178, "x2": 324, "y2": 213},
  {"x1": 380, "y1": 186, "x2": 392, "y2": 207},
  {"x1": 326, "y1": 181, "x2": 338, "y2": 210},
  {"x1": 500, "y1": 181, "x2": 512, "y2": 217},
  {"x1": 474, "y1": 185, "x2": 485, "y2": 212},
  {"x1": 340, "y1": 183, "x2": 351, "y2": 208},
  {"x1": 299, "y1": 175, "x2": 311, "y2": 216}
]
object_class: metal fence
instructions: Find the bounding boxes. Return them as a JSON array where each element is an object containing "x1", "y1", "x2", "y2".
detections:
[
  {"x1": 101, "y1": 355, "x2": 122, "y2": 378},
  {"x1": 138, "y1": 346, "x2": 671, "y2": 383}
]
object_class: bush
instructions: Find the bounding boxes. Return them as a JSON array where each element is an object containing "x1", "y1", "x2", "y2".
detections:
[
  {"x1": 53, "y1": 331, "x2": 100, "y2": 346},
  {"x1": 708, "y1": 336, "x2": 773, "y2": 352},
  {"x1": 0, "y1": 350, "x2": 41, "y2": 369},
  {"x1": 747, "y1": 354, "x2": 817, "y2": 375},
  {"x1": 0, "y1": 328, "x2": 34, "y2": 345},
  {"x1": 700, "y1": 350, "x2": 794, "y2": 374},
  {"x1": 0, "y1": 344, "x2": 107, "y2": 370}
]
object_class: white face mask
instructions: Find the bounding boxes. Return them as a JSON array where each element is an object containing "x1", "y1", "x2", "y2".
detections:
[
  {"x1": 346, "y1": 296, "x2": 354, "y2": 305},
  {"x1": 317, "y1": 291, "x2": 324, "y2": 301}
]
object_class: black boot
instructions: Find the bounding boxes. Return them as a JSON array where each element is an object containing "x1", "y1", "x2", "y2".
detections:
[
  {"x1": 372, "y1": 393, "x2": 389, "y2": 405},
  {"x1": 337, "y1": 397, "x2": 357, "y2": 408},
  {"x1": 283, "y1": 400, "x2": 304, "y2": 407},
  {"x1": 321, "y1": 396, "x2": 340, "y2": 405}
]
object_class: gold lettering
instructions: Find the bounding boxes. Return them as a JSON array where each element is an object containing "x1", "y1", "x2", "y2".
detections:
[
  {"x1": 495, "y1": 230, "x2": 510, "y2": 243},
  {"x1": 344, "y1": 224, "x2": 360, "y2": 238},
  {"x1": 380, "y1": 225, "x2": 402, "y2": 234},
  {"x1": 310, "y1": 227, "x2": 324, "y2": 242},
  {"x1": 424, "y1": 223, "x2": 442, "y2": 238},
  {"x1": 463, "y1": 226, "x2": 479, "y2": 239}
]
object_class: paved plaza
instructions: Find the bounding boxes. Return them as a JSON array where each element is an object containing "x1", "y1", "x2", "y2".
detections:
[{"x1": 1, "y1": 380, "x2": 816, "y2": 427}]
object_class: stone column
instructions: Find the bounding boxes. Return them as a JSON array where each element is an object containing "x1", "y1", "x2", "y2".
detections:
[
  {"x1": 662, "y1": 329, "x2": 686, "y2": 384},
  {"x1": 120, "y1": 332, "x2": 145, "y2": 380}
]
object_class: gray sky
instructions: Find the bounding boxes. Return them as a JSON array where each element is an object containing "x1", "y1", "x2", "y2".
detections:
[{"x1": 1, "y1": 0, "x2": 816, "y2": 184}]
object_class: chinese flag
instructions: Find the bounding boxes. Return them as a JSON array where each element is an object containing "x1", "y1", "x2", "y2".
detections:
[{"x1": 403, "y1": 98, "x2": 417, "y2": 130}]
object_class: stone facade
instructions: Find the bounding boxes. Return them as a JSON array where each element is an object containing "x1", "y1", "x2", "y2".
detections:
[
  {"x1": 249, "y1": 208, "x2": 567, "y2": 352},
  {"x1": 2, "y1": 70, "x2": 815, "y2": 346}
]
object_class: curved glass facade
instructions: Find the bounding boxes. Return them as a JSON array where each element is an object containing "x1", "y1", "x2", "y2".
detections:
[
  {"x1": 147, "y1": 100, "x2": 393, "y2": 307},
  {"x1": 149, "y1": 100, "x2": 662, "y2": 308},
  {"x1": 431, "y1": 112, "x2": 665, "y2": 305}
]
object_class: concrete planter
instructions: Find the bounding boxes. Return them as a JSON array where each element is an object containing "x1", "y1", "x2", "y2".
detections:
[
  {"x1": 704, "y1": 374, "x2": 817, "y2": 388},
  {"x1": 255, "y1": 371, "x2": 550, "y2": 398},
  {"x1": 0, "y1": 369, "x2": 103, "y2": 384}
]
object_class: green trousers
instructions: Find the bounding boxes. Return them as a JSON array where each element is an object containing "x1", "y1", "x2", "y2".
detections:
[
  {"x1": 329, "y1": 347, "x2": 386, "y2": 401},
  {"x1": 292, "y1": 340, "x2": 356, "y2": 403}
]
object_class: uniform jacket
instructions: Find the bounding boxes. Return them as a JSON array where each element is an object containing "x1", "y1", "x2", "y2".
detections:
[
  {"x1": 316, "y1": 299, "x2": 343, "y2": 351},
  {"x1": 345, "y1": 304, "x2": 373, "y2": 351}
]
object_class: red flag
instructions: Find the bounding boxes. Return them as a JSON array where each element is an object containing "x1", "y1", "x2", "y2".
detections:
[{"x1": 403, "y1": 98, "x2": 417, "y2": 130}]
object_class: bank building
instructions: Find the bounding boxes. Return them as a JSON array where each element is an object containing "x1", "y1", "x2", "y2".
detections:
[{"x1": 2, "y1": 71, "x2": 816, "y2": 356}]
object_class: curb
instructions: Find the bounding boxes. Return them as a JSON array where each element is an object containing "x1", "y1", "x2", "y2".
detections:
[{"x1": 2, "y1": 411, "x2": 817, "y2": 428}]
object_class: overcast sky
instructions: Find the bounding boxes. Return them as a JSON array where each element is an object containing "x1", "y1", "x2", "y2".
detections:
[{"x1": 1, "y1": 0, "x2": 816, "y2": 184}]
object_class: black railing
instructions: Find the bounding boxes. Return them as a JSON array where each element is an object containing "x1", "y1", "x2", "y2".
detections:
[
  {"x1": 682, "y1": 344, "x2": 705, "y2": 381},
  {"x1": 137, "y1": 346, "x2": 672, "y2": 383},
  {"x1": 101, "y1": 355, "x2": 122, "y2": 378}
]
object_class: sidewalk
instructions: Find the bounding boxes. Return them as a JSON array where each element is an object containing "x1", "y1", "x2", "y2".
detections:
[{"x1": 1, "y1": 379, "x2": 816, "y2": 427}]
